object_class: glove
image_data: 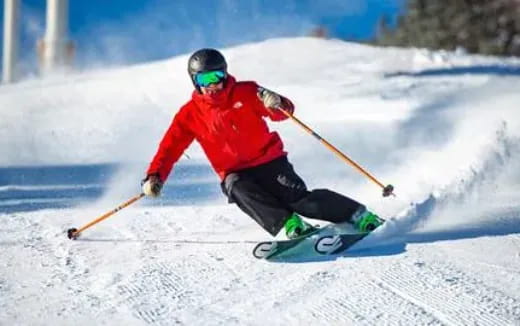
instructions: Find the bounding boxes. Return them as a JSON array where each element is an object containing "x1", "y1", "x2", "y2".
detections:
[
  {"x1": 141, "y1": 174, "x2": 163, "y2": 197},
  {"x1": 257, "y1": 87, "x2": 282, "y2": 109}
]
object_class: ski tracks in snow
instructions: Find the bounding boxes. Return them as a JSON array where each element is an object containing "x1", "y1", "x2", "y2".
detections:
[
  {"x1": 109, "y1": 240, "x2": 520, "y2": 325},
  {"x1": 2, "y1": 208, "x2": 520, "y2": 325},
  {"x1": 371, "y1": 254, "x2": 520, "y2": 325}
]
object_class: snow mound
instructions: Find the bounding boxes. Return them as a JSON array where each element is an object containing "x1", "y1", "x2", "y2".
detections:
[{"x1": 1, "y1": 37, "x2": 520, "y2": 325}]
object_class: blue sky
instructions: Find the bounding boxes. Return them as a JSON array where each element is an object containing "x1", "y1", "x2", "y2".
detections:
[{"x1": 3, "y1": 0, "x2": 404, "y2": 75}]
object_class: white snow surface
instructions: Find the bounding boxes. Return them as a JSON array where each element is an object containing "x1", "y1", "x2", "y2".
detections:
[{"x1": 1, "y1": 37, "x2": 520, "y2": 325}]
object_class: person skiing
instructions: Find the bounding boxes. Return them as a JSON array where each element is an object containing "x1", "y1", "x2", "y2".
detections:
[{"x1": 142, "y1": 48, "x2": 382, "y2": 239}]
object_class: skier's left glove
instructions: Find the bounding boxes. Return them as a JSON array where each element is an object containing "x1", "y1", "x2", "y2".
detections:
[
  {"x1": 141, "y1": 174, "x2": 163, "y2": 197},
  {"x1": 257, "y1": 87, "x2": 294, "y2": 115},
  {"x1": 258, "y1": 87, "x2": 282, "y2": 109}
]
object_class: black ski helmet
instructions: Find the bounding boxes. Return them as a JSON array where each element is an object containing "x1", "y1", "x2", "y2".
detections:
[{"x1": 187, "y1": 48, "x2": 227, "y2": 90}]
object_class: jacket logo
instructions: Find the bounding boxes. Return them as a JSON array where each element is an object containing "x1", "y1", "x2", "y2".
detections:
[{"x1": 233, "y1": 101, "x2": 243, "y2": 109}]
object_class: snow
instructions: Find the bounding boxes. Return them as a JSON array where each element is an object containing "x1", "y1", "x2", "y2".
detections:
[{"x1": 1, "y1": 37, "x2": 520, "y2": 325}]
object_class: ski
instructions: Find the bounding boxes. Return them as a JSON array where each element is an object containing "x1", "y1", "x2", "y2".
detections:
[
  {"x1": 314, "y1": 216, "x2": 386, "y2": 255},
  {"x1": 253, "y1": 217, "x2": 386, "y2": 260}
]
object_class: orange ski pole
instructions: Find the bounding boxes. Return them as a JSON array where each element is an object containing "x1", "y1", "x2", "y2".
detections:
[
  {"x1": 67, "y1": 193, "x2": 145, "y2": 239},
  {"x1": 281, "y1": 109, "x2": 394, "y2": 197}
]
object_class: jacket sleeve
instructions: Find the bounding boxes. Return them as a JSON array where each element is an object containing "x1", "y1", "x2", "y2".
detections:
[
  {"x1": 252, "y1": 84, "x2": 295, "y2": 122},
  {"x1": 146, "y1": 108, "x2": 195, "y2": 182}
]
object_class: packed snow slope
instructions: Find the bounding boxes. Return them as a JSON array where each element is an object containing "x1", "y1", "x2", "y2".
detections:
[{"x1": 1, "y1": 37, "x2": 520, "y2": 325}]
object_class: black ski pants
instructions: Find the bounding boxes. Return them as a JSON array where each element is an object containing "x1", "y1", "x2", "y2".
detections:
[{"x1": 221, "y1": 156, "x2": 363, "y2": 236}]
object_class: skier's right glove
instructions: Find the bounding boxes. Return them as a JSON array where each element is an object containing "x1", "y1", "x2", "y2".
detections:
[{"x1": 141, "y1": 174, "x2": 163, "y2": 197}]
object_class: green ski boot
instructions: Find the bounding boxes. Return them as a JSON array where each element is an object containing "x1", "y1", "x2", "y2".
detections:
[
  {"x1": 352, "y1": 209, "x2": 383, "y2": 232},
  {"x1": 284, "y1": 213, "x2": 317, "y2": 239}
]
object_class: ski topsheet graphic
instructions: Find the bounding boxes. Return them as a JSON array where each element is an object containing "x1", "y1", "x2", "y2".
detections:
[
  {"x1": 252, "y1": 228, "x2": 322, "y2": 259},
  {"x1": 314, "y1": 233, "x2": 369, "y2": 255}
]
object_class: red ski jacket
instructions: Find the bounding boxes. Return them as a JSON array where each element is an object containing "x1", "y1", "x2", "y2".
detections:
[{"x1": 146, "y1": 75, "x2": 294, "y2": 181}]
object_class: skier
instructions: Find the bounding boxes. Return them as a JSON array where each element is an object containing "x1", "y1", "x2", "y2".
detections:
[{"x1": 142, "y1": 48, "x2": 382, "y2": 239}]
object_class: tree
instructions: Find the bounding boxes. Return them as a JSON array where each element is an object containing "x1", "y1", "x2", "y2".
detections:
[{"x1": 376, "y1": 0, "x2": 520, "y2": 56}]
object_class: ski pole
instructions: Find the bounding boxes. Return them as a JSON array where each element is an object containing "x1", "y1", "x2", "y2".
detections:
[
  {"x1": 67, "y1": 193, "x2": 145, "y2": 240},
  {"x1": 280, "y1": 109, "x2": 394, "y2": 197}
]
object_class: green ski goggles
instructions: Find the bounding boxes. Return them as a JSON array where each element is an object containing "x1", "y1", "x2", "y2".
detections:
[{"x1": 194, "y1": 70, "x2": 226, "y2": 87}]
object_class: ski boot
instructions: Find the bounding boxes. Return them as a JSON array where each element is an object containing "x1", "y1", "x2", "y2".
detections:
[
  {"x1": 284, "y1": 213, "x2": 318, "y2": 239},
  {"x1": 351, "y1": 208, "x2": 384, "y2": 232}
]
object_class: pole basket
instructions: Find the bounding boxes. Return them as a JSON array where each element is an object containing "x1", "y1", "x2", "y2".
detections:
[
  {"x1": 382, "y1": 184, "x2": 394, "y2": 197},
  {"x1": 67, "y1": 228, "x2": 79, "y2": 240}
]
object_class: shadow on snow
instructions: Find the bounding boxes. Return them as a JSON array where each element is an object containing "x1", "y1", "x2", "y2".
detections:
[
  {"x1": 59, "y1": 192, "x2": 520, "y2": 262},
  {"x1": 267, "y1": 219, "x2": 520, "y2": 264},
  {"x1": 0, "y1": 163, "x2": 221, "y2": 214},
  {"x1": 269, "y1": 195, "x2": 520, "y2": 263}
]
